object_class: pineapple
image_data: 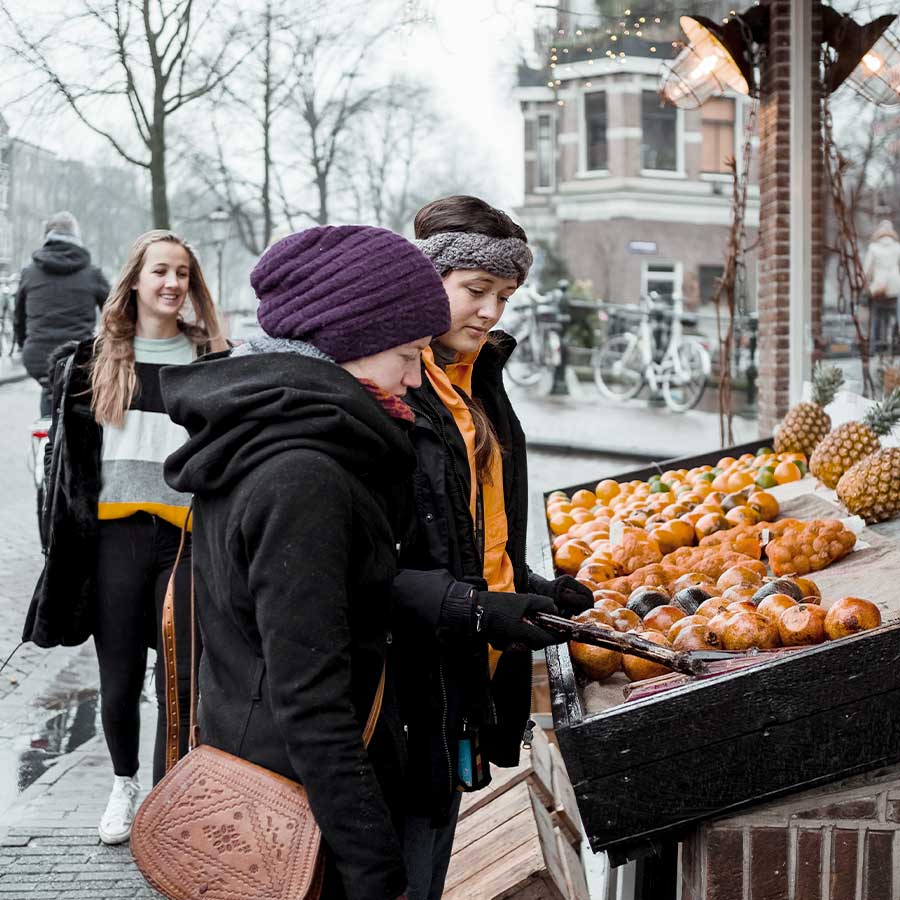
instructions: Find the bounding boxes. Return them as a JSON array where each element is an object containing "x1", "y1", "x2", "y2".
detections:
[
  {"x1": 774, "y1": 364, "x2": 844, "y2": 456},
  {"x1": 837, "y1": 447, "x2": 900, "y2": 523},
  {"x1": 809, "y1": 388, "x2": 900, "y2": 488}
]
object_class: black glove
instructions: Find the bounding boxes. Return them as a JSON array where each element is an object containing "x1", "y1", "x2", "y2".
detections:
[
  {"x1": 528, "y1": 572, "x2": 594, "y2": 618},
  {"x1": 475, "y1": 591, "x2": 564, "y2": 651}
]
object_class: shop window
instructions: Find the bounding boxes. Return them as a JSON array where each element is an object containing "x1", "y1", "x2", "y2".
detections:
[
  {"x1": 641, "y1": 90, "x2": 677, "y2": 171},
  {"x1": 699, "y1": 265, "x2": 725, "y2": 305},
  {"x1": 702, "y1": 98, "x2": 736, "y2": 175},
  {"x1": 536, "y1": 114, "x2": 554, "y2": 188},
  {"x1": 584, "y1": 91, "x2": 608, "y2": 171},
  {"x1": 642, "y1": 261, "x2": 681, "y2": 300}
]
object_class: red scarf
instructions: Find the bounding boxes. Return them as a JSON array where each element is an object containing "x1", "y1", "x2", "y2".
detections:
[{"x1": 356, "y1": 378, "x2": 415, "y2": 423}]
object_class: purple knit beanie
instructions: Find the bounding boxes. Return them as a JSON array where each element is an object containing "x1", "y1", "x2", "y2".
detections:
[{"x1": 252, "y1": 225, "x2": 450, "y2": 362}]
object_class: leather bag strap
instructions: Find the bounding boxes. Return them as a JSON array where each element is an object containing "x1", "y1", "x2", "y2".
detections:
[
  {"x1": 163, "y1": 500, "x2": 386, "y2": 771},
  {"x1": 162, "y1": 502, "x2": 192, "y2": 772}
]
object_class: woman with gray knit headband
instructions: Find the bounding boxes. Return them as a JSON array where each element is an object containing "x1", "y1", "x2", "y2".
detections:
[{"x1": 391, "y1": 195, "x2": 594, "y2": 899}]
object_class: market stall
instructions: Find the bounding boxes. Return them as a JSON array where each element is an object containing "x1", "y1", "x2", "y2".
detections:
[{"x1": 535, "y1": 428, "x2": 900, "y2": 896}]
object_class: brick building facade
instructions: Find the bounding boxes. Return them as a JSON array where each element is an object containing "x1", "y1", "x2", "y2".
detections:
[{"x1": 515, "y1": 45, "x2": 759, "y2": 312}]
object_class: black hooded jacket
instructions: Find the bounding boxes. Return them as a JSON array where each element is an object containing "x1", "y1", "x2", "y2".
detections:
[
  {"x1": 14, "y1": 241, "x2": 109, "y2": 382},
  {"x1": 161, "y1": 350, "x2": 413, "y2": 900},
  {"x1": 391, "y1": 332, "x2": 534, "y2": 825}
]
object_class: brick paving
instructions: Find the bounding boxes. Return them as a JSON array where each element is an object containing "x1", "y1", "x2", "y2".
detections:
[{"x1": 0, "y1": 380, "x2": 160, "y2": 898}]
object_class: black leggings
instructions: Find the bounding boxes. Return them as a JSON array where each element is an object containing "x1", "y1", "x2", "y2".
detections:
[{"x1": 93, "y1": 514, "x2": 196, "y2": 784}]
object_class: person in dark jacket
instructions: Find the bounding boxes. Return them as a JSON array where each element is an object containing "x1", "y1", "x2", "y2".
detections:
[
  {"x1": 161, "y1": 225, "x2": 453, "y2": 900},
  {"x1": 391, "y1": 196, "x2": 594, "y2": 899},
  {"x1": 23, "y1": 230, "x2": 227, "y2": 846},
  {"x1": 14, "y1": 211, "x2": 109, "y2": 416}
]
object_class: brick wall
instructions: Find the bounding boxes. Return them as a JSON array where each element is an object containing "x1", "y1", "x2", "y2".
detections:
[
  {"x1": 757, "y1": 0, "x2": 826, "y2": 434},
  {"x1": 681, "y1": 763, "x2": 900, "y2": 900}
]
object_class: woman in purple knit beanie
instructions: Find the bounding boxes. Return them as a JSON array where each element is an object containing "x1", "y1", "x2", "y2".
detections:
[{"x1": 160, "y1": 225, "x2": 450, "y2": 900}]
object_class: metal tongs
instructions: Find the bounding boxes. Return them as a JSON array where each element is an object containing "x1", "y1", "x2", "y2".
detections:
[{"x1": 531, "y1": 612, "x2": 711, "y2": 676}]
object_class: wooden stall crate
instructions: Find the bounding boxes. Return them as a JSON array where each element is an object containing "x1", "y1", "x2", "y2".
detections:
[{"x1": 445, "y1": 727, "x2": 590, "y2": 899}]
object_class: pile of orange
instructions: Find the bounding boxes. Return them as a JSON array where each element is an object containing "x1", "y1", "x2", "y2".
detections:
[{"x1": 547, "y1": 448, "x2": 810, "y2": 583}]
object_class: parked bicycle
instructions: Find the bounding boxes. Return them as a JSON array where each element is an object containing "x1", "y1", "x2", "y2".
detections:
[
  {"x1": 592, "y1": 294, "x2": 711, "y2": 413},
  {"x1": 504, "y1": 283, "x2": 565, "y2": 391},
  {"x1": 0, "y1": 275, "x2": 18, "y2": 357}
]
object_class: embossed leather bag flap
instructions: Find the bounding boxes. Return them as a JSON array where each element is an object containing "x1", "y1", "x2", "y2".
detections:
[{"x1": 131, "y1": 745, "x2": 325, "y2": 900}]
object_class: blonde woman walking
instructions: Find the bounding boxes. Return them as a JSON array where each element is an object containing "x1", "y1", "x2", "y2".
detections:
[{"x1": 23, "y1": 230, "x2": 226, "y2": 844}]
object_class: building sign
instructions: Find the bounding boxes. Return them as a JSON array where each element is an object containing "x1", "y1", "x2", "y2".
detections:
[{"x1": 628, "y1": 240, "x2": 657, "y2": 255}]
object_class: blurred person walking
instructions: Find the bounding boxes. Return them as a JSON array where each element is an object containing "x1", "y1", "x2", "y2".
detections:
[
  {"x1": 160, "y1": 225, "x2": 452, "y2": 899},
  {"x1": 863, "y1": 219, "x2": 900, "y2": 353},
  {"x1": 392, "y1": 196, "x2": 594, "y2": 899},
  {"x1": 13, "y1": 211, "x2": 109, "y2": 416},
  {"x1": 22, "y1": 230, "x2": 226, "y2": 845}
]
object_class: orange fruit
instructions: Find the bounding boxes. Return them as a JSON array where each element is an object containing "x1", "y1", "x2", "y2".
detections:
[
  {"x1": 679, "y1": 510, "x2": 706, "y2": 528},
  {"x1": 726, "y1": 471, "x2": 755, "y2": 493},
  {"x1": 570, "y1": 508, "x2": 594, "y2": 524},
  {"x1": 747, "y1": 491, "x2": 779, "y2": 522},
  {"x1": 696, "y1": 596, "x2": 731, "y2": 619},
  {"x1": 549, "y1": 512, "x2": 576, "y2": 536},
  {"x1": 722, "y1": 612, "x2": 780, "y2": 650},
  {"x1": 774, "y1": 461, "x2": 802, "y2": 484},
  {"x1": 716, "y1": 564, "x2": 764, "y2": 592},
  {"x1": 595, "y1": 479, "x2": 620, "y2": 503},
  {"x1": 725, "y1": 505, "x2": 760, "y2": 527},
  {"x1": 622, "y1": 631, "x2": 673, "y2": 681},
  {"x1": 824, "y1": 597, "x2": 881, "y2": 639},
  {"x1": 554, "y1": 539, "x2": 592, "y2": 574},
  {"x1": 642, "y1": 605, "x2": 686, "y2": 635},
  {"x1": 757, "y1": 593, "x2": 798, "y2": 622},
  {"x1": 778, "y1": 603, "x2": 827, "y2": 646},
  {"x1": 717, "y1": 456, "x2": 736, "y2": 469},
  {"x1": 577, "y1": 560, "x2": 617, "y2": 583},
  {"x1": 571, "y1": 489, "x2": 598, "y2": 510},
  {"x1": 666, "y1": 519, "x2": 695, "y2": 549},
  {"x1": 695, "y1": 513, "x2": 731, "y2": 539}
]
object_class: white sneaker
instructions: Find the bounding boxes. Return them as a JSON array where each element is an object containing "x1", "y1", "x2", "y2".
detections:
[{"x1": 98, "y1": 775, "x2": 141, "y2": 844}]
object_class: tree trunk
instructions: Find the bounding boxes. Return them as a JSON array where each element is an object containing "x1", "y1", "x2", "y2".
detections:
[
  {"x1": 150, "y1": 111, "x2": 170, "y2": 229},
  {"x1": 316, "y1": 173, "x2": 328, "y2": 225}
]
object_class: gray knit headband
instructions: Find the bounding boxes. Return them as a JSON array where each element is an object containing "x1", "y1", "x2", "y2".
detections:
[{"x1": 415, "y1": 232, "x2": 533, "y2": 285}]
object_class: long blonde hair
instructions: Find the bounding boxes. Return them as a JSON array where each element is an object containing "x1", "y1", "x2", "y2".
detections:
[{"x1": 91, "y1": 230, "x2": 227, "y2": 426}]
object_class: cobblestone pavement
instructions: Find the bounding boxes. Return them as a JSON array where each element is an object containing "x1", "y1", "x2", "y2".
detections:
[
  {"x1": 0, "y1": 382, "x2": 90, "y2": 802},
  {"x1": 0, "y1": 380, "x2": 160, "y2": 898}
]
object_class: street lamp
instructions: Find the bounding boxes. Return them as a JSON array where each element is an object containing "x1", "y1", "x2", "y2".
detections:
[
  {"x1": 845, "y1": 29, "x2": 900, "y2": 108},
  {"x1": 660, "y1": 5, "x2": 897, "y2": 108},
  {"x1": 207, "y1": 206, "x2": 230, "y2": 310}
]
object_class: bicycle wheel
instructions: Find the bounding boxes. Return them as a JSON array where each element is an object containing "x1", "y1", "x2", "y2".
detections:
[
  {"x1": 593, "y1": 334, "x2": 645, "y2": 401},
  {"x1": 663, "y1": 341, "x2": 709, "y2": 413},
  {"x1": 0, "y1": 309, "x2": 9, "y2": 357},
  {"x1": 506, "y1": 328, "x2": 545, "y2": 387}
]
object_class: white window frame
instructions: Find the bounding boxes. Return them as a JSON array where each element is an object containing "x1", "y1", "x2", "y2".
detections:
[
  {"x1": 638, "y1": 86, "x2": 685, "y2": 179},
  {"x1": 641, "y1": 260, "x2": 683, "y2": 299},
  {"x1": 534, "y1": 112, "x2": 556, "y2": 193},
  {"x1": 578, "y1": 84, "x2": 610, "y2": 177},
  {"x1": 700, "y1": 94, "x2": 741, "y2": 183}
]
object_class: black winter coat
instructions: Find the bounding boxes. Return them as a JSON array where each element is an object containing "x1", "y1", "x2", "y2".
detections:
[
  {"x1": 14, "y1": 241, "x2": 108, "y2": 383},
  {"x1": 23, "y1": 335, "x2": 214, "y2": 648},
  {"x1": 161, "y1": 351, "x2": 413, "y2": 900},
  {"x1": 23, "y1": 339, "x2": 102, "y2": 648},
  {"x1": 392, "y1": 332, "x2": 534, "y2": 825}
]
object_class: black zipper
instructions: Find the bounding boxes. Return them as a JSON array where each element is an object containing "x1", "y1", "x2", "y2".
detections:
[{"x1": 437, "y1": 661, "x2": 454, "y2": 802}]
